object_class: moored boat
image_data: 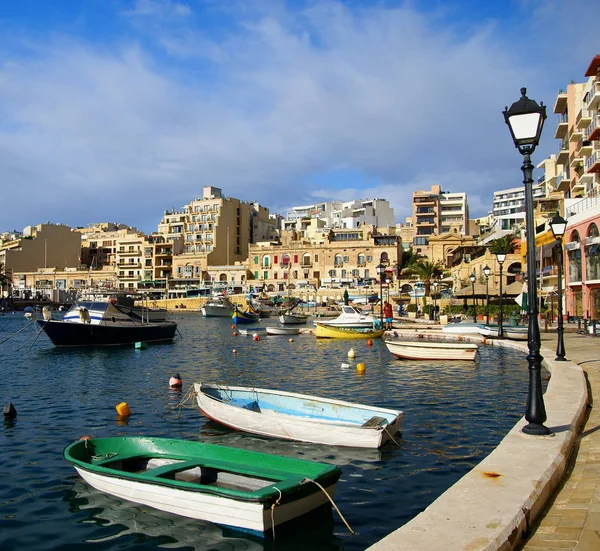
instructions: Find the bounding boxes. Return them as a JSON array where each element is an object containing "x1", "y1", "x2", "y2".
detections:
[
  {"x1": 266, "y1": 326, "x2": 302, "y2": 335},
  {"x1": 232, "y1": 307, "x2": 260, "y2": 324},
  {"x1": 201, "y1": 296, "x2": 236, "y2": 317},
  {"x1": 64, "y1": 436, "x2": 341, "y2": 536},
  {"x1": 194, "y1": 382, "x2": 404, "y2": 448},
  {"x1": 278, "y1": 312, "x2": 309, "y2": 324},
  {"x1": 313, "y1": 305, "x2": 376, "y2": 329},
  {"x1": 315, "y1": 323, "x2": 385, "y2": 339},
  {"x1": 37, "y1": 301, "x2": 177, "y2": 347},
  {"x1": 384, "y1": 339, "x2": 478, "y2": 361},
  {"x1": 477, "y1": 323, "x2": 528, "y2": 341}
]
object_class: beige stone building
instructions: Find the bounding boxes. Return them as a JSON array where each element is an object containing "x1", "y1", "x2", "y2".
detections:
[
  {"x1": 247, "y1": 225, "x2": 402, "y2": 292},
  {"x1": 158, "y1": 186, "x2": 278, "y2": 288}
]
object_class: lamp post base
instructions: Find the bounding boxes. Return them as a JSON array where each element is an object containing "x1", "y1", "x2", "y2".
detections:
[
  {"x1": 555, "y1": 356, "x2": 568, "y2": 362},
  {"x1": 522, "y1": 423, "x2": 552, "y2": 436}
]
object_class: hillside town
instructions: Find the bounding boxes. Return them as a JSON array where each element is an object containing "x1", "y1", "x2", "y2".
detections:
[{"x1": 1, "y1": 55, "x2": 600, "y2": 325}]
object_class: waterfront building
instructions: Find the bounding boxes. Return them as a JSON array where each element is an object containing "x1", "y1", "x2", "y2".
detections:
[
  {"x1": 158, "y1": 186, "x2": 278, "y2": 289},
  {"x1": 282, "y1": 198, "x2": 395, "y2": 233},
  {"x1": 247, "y1": 225, "x2": 402, "y2": 293}
]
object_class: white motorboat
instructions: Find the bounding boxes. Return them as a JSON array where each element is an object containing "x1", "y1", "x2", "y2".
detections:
[
  {"x1": 313, "y1": 305, "x2": 376, "y2": 329},
  {"x1": 201, "y1": 296, "x2": 235, "y2": 317}
]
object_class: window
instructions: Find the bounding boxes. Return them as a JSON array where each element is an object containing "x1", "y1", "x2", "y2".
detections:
[
  {"x1": 253, "y1": 255, "x2": 259, "y2": 265},
  {"x1": 293, "y1": 255, "x2": 298, "y2": 263},
  {"x1": 274, "y1": 255, "x2": 279, "y2": 264}
]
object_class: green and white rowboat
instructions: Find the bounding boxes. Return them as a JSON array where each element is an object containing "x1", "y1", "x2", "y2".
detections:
[{"x1": 64, "y1": 436, "x2": 342, "y2": 535}]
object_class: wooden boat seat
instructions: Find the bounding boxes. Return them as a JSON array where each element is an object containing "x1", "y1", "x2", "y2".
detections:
[{"x1": 361, "y1": 416, "x2": 387, "y2": 428}]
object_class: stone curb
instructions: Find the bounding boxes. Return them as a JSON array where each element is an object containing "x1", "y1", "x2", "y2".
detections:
[{"x1": 367, "y1": 335, "x2": 589, "y2": 551}]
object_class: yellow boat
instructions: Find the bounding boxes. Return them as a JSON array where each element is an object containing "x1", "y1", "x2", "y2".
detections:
[{"x1": 315, "y1": 322, "x2": 385, "y2": 339}]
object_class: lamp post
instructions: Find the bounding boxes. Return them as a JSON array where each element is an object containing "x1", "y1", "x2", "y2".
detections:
[
  {"x1": 496, "y1": 253, "x2": 506, "y2": 338},
  {"x1": 376, "y1": 262, "x2": 385, "y2": 323},
  {"x1": 503, "y1": 87, "x2": 551, "y2": 436},
  {"x1": 433, "y1": 281, "x2": 439, "y2": 321},
  {"x1": 483, "y1": 265, "x2": 491, "y2": 325},
  {"x1": 469, "y1": 272, "x2": 476, "y2": 323},
  {"x1": 549, "y1": 212, "x2": 568, "y2": 361}
]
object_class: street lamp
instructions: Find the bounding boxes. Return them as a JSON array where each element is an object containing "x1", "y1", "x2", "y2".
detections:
[
  {"x1": 496, "y1": 253, "x2": 506, "y2": 338},
  {"x1": 503, "y1": 87, "x2": 551, "y2": 436},
  {"x1": 376, "y1": 262, "x2": 385, "y2": 323},
  {"x1": 469, "y1": 272, "x2": 476, "y2": 323},
  {"x1": 483, "y1": 265, "x2": 491, "y2": 325},
  {"x1": 549, "y1": 212, "x2": 568, "y2": 361},
  {"x1": 432, "y1": 281, "x2": 439, "y2": 321}
]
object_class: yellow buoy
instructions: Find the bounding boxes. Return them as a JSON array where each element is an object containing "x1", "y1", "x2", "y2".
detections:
[
  {"x1": 289, "y1": 338, "x2": 294, "y2": 342},
  {"x1": 115, "y1": 402, "x2": 131, "y2": 417},
  {"x1": 356, "y1": 362, "x2": 365, "y2": 373},
  {"x1": 347, "y1": 347, "x2": 356, "y2": 359}
]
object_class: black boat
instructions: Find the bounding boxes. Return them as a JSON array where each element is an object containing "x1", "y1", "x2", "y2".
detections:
[{"x1": 37, "y1": 301, "x2": 177, "y2": 347}]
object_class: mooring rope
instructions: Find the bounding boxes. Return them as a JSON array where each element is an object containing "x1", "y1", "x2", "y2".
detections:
[
  {"x1": 160, "y1": 385, "x2": 197, "y2": 419},
  {"x1": 301, "y1": 477, "x2": 355, "y2": 535},
  {"x1": 0, "y1": 319, "x2": 35, "y2": 346},
  {"x1": 383, "y1": 425, "x2": 400, "y2": 447},
  {"x1": 270, "y1": 487, "x2": 283, "y2": 539}
]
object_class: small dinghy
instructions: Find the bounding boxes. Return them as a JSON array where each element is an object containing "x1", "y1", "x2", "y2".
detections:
[
  {"x1": 194, "y1": 383, "x2": 403, "y2": 448},
  {"x1": 384, "y1": 339, "x2": 478, "y2": 361},
  {"x1": 64, "y1": 436, "x2": 342, "y2": 536}
]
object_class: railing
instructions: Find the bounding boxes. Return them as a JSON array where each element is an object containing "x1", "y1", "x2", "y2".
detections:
[
  {"x1": 585, "y1": 150, "x2": 600, "y2": 172},
  {"x1": 585, "y1": 81, "x2": 600, "y2": 109}
]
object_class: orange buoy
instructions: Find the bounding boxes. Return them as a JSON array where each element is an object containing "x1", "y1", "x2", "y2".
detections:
[
  {"x1": 253, "y1": 334, "x2": 260, "y2": 341},
  {"x1": 232, "y1": 331, "x2": 238, "y2": 336},
  {"x1": 232, "y1": 349, "x2": 237, "y2": 354},
  {"x1": 231, "y1": 324, "x2": 235, "y2": 329},
  {"x1": 169, "y1": 374, "x2": 182, "y2": 388},
  {"x1": 115, "y1": 402, "x2": 131, "y2": 417},
  {"x1": 366, "y1": 339, "x2": 373, "y2": 346}
]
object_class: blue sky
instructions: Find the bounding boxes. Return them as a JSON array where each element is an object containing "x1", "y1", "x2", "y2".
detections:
[{"x1": 1, "y1": 0, "x2": 599, "y2": 235}]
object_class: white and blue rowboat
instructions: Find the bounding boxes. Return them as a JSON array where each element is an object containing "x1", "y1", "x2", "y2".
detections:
[
  {"x1": 477, "y1": 323, "x2": 528, "y2": 341},
  {"x1": 193, "y1": 382, "x2": 403, "y2": 449}
]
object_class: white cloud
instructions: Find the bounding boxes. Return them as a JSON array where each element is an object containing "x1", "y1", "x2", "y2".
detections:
[{"x1": 0, "y1": 0, "x2": 599, "y2": 234}]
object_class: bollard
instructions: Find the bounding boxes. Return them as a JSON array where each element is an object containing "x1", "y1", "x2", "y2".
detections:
[
  {"x1": 593, "y1": 320, "x2": 597, "y2": 337},
  {"x1": 584, "y1": 318, "x2": 589, "y2": 335}
]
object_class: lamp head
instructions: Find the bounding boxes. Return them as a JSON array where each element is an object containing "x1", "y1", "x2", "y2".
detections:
[
  {"x1": 483, "y1": 265, "x2": 491, "y2": 277},
  {"x1": 433, "y1": 281, "x2": 439, "y2": 289},
  {"x1": 496, "y1": 252, "x2": 507, "y2": 265},
  {"x1": 376, "y1": 263, "x2": 385, "y2": 275},
  {"x1": 503, "y1": 88, "x2": 546, "y2": 155},
  {"x1": 469, "y1": 273, "x2": 476, "y2": 284},
  {"x1": 549, "y1": 212, "x2": 567, "y2": 241}
]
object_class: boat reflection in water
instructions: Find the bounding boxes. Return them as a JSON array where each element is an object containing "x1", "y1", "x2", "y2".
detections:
[{"x1": 67, "y1": 479, "x2": 338, "y2": 550}]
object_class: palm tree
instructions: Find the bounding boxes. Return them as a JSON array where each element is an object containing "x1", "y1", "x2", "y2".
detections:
[
  {"x1": 401, "y1": 259, "x2": 444, "y2": 297},
  {"x1": 487, "y1": 233, "x2": 518, "y2": 257}
]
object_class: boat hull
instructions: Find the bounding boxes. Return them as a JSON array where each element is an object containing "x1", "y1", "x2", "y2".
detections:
[
  {"x1": 202, "y1": 305, "x2": 235, "y2": 317},
  {"x1": 266, "y1": 326, "x2": 301, "y2": 335},
  {"x1": 37, "y1": 319, "x2": 177, "y2": 347},
  {"x1": 64, "y1": 436, "x2": 340, "y2": 535},
  {"x1": 315, "y1": 323, "x2": 384, "y2": 339},
  {"x1": 384, "y1": 340, "x2": 478, "y2": 361},
  {"x1": 278, "y1": 314, "x2": 308, "y2": 325},
  {"x1": 232, "y1": 311, "x2": 260, "y2": 324},
  {"x1": 194, "y1": 383, "x2": 403, "y2": 448},
  {"x1": 477, "y1": 324, "x2": 528, "y2": 341}
]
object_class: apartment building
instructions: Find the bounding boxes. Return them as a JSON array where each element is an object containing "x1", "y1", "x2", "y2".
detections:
[
  {"x1": 283, "y1": 198, "x2": 395, "y2": 234},
  {"x1": 158, "y1": 186, "x2": 277, "y2": 288},
  {"x1": 248, "y1": 225, "x2": 402, "y2": 292}
]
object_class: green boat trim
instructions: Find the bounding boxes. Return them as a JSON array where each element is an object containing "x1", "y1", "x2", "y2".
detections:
[{"x1": 64, "y1": 436, "x2": 341, "y2": 505}]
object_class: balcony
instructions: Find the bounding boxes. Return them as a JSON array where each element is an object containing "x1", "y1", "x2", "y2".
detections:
[
  {"x1": 556, "y1": 141, "x2": 569, "y2": 165},
  {"x1": 117, "y1": 249, "x2": 140, "y2": 256},
  {"x1": 587, "y1": 115, "x2": 600, "y2": 141},
  {"x1": 576, "y1": 109, "x2": 592, "y2": 129},
  {"x1": 585, "y1": 81, "x2": 600, "y2": 111},
  {"x1": 580, "y1": 140, "x2": 594, "y2": 157},
  {"x1": 118, "y1": 274, "x2": 140, "y2": 281},
  {"x1": 554, "y1": 116, "x2": 568, "y2": 139},
  {"x1": 569, "y1": 125, "x2": 584, "y2": 143},
  {"x1": 553, "y1": 92, "x2": 568, "y2": 114},
  {"x1": 586, "y1": 151, "x2": 600, "y2": 173},
  {"x1": 117, "y1": 261, "x2": 141, "y2": 268},
  {"x1": 300, "y1": 262, "x2": 312, "y2": 268}
]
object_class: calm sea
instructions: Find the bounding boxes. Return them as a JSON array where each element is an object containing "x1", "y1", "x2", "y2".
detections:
[{"x1": 0, "y1": 312, "x2": 541, "y2": 551}]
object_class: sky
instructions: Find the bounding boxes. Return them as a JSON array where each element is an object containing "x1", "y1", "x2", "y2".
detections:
[{"x1": 1, "y1": 0, "x2": 599, "y2": 235}]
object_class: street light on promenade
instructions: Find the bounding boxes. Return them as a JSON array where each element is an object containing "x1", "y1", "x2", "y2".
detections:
[
  {"x1": 469, "y1": 272, "x2": 476, "y2": 323},
  {"x1": 549, "y1": 212, "x2": 568, "y2": 361},
  {"x1": 377, "y1": 261, "x2": 385, "y2": 323},
  {"x1": 483, "y1": 265, "x2": 491, "y2": 325},
  {"x1": 503, "y1": 87, "x2": 551, "y2": 436},
  {"x1": 496, "y1": 253, "x2": 506, "y2": 338},
  {"x1": 433, "y1": 281, "x2": 439, "y2": 321}
]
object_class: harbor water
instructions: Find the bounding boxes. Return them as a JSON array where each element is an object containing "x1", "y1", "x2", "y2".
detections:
[{"x1": 0, "y1": 312, "x2": 543, "y2": 550}]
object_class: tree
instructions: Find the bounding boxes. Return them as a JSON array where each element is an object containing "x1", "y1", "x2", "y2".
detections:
[
  {"x1": 401, "y1": 259, "x2": 444, "y2": 297},
  {"x1": 487, "y1": 234, "x2": 518, "y2": 257}
]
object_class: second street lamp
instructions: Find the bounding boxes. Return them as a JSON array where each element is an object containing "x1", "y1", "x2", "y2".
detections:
[
  {"x1": 549, "y1": 212, "x2": 568, "y2": 361},
  {"x1": 469, "y1": 272, "x2": 476, "y2": 323},
  {"x1": 503, "y1": 87, "x2": 550, "y2": 436},
  {"x1": 433, "y1": 281, "x2": 439, "y2": 322},
  {"x1": 377, "y1": 262, "x2": 385, "y2": 324},
  {"x1": 483, "y1": 265, "x2": 491, "y2": 325},
  {"x1": 496, "y1": 253, "x2": 506, "y2": 338}
]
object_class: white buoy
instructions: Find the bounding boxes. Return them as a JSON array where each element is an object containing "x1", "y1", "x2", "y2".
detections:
[{"x1": 347, "y1": 347, "x2": 356, "y2": 359}]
